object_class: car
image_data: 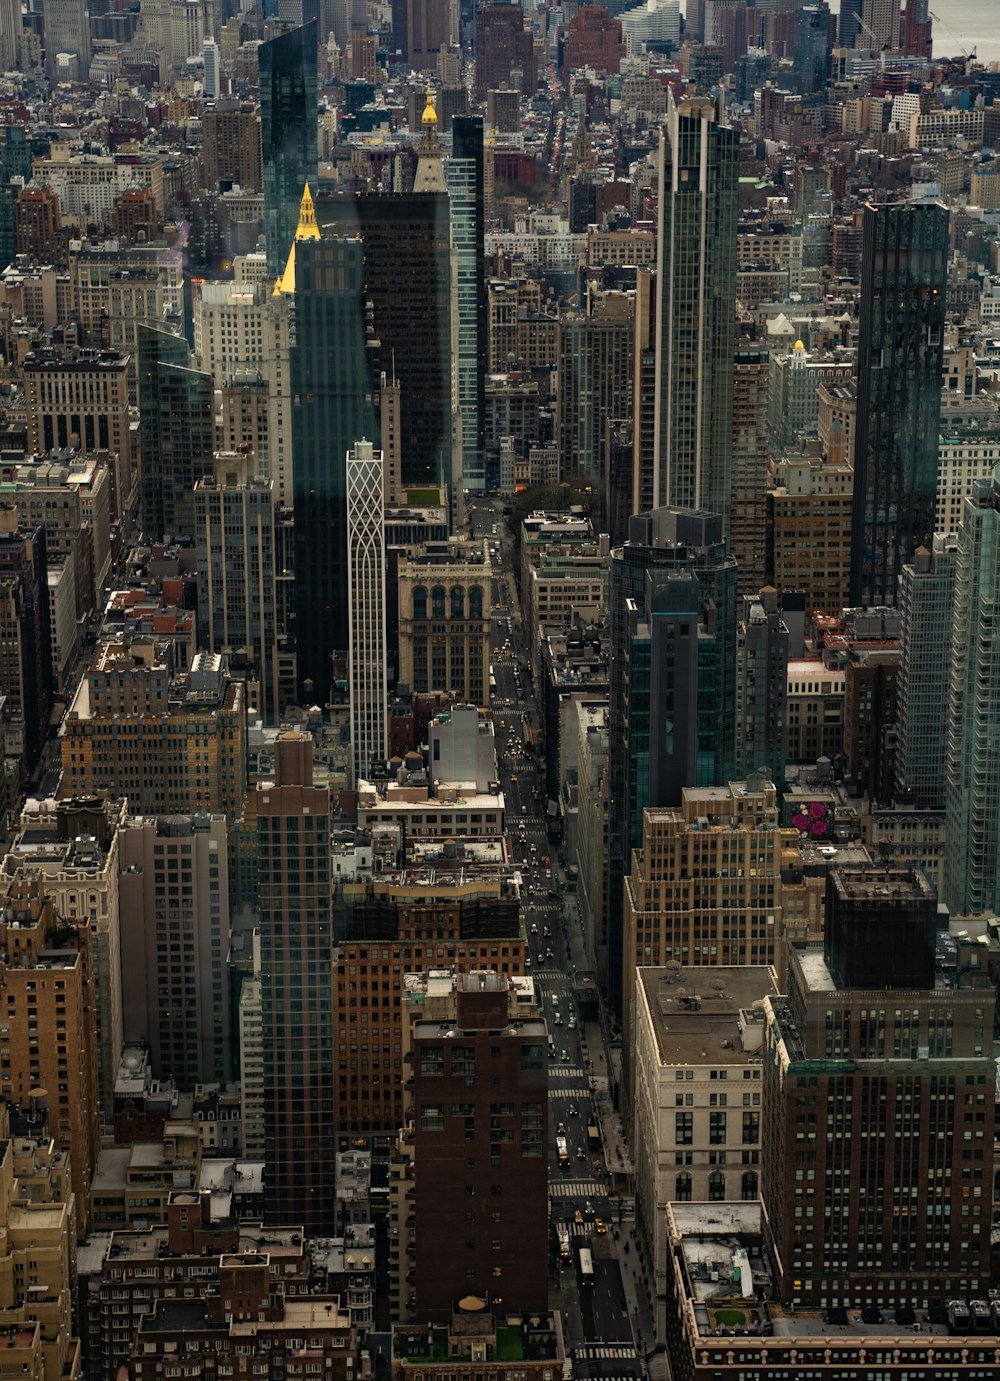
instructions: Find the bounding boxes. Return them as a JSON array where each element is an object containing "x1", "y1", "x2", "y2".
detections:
[
  {"x1": 568, "y1": 1104, "x2": 578, "y2": 1117},
  {"x1": 551, "y1": 994, "x2": 560, "y2": 1006},
  {"x1": 568, "y1": 1017, "x2": 577, "y2": 1029},
  {"x1": 561, "y1": 1051, "x2": 571, "y2": 1063},
  {"x1": 548, "y1": 1046, "x2": 556, "y2": 1060},
  {"x1": 545, "y1": 948, "x2": 554, "y2": 959},
  {"x1": 553, "y1": 1015, "x2": 563, "y2": 1026},
  {"x1": 594, "y1": 1218, "x2": 606, "y2": 1235},
  {"x1": 574, "y1": 1209, "x2": 584, "y2": 1225},
  {"x1": 530, "y1": 923, "x2": 539, "y2": 935},
  {"x1": 576, "y1": 1147, "x2": 587, "y2": 1161},
  {"x1": 510, "y1": 775, "x2": 518, "y2": 783},
  {"x1": 525, "y1": 956, "x2": 531, "y2": 968},
  {"x1": 584, "y1": 1200, "x2": 594, "y2": 1216},
  {"x1": 556, "y1": 1122, "x2": 566, "y2": 1135}
]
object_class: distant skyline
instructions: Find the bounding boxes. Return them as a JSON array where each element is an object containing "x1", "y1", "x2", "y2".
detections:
[{"x1": 681, "y1": 0, "x2": 1000, "y2": 65}]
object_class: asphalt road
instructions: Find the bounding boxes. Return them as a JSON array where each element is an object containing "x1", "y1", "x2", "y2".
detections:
[{"x1": 466, "y1": 497, "x2": 655, "y2": 1363}]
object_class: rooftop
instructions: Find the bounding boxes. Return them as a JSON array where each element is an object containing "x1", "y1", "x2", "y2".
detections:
[{"x1": 636, "y1": 966, "x2": 778, "y2": 1065}]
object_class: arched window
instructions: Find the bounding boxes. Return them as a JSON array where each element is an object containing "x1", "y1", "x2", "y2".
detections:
[
  {"x1": 431, "y1": 586, "x2": 446, "y2": 618},
  {"x1": 741, "y1": 1171, "x2": 758, "y2": 1201},
  {"x1": 450, "y1": 586, "x2": 465, "y2": 619},
  {"x1": 675, "y1": 1172, "x2": 692, "y2": 1202},
  {"x1": 412, "y1": 586, "x2": 427, "y2": 620},
  {"x1": 468, "y1": 585, "x2": 483, "y2": 619},
  {"x1": 708, "y1": 1171, "x2": 726, "y2": 1201}
]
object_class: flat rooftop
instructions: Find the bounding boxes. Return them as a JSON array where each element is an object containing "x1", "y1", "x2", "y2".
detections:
[{"x1": 637, "y1": 966, "x2": 778, "y2": 1065}]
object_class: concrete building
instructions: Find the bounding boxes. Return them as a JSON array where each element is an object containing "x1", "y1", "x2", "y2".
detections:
[
  {"x1": 60, "y1": 642, "x2": 247, "y2": 818},
  {"x1": 411, "y1": 974, "x2": 548, "y2": 1320},
  {"x1": 730, "y1": 345, "x2": 770, "y2": 596},
  {"x1": 393, "y1": 1307, "x2": 567, "y2": 1381},
  {"x1": 574, "y1": 701, "x2": 609, "y2": 968},
  {"x1": 333, "y1": 871, "x2": 524, "y2": 1135},
  {"x1": 119, "y1": 813, "x2": 232, "y2": 1089},
  {"x1": 785, "y1": 659, "x2": 845, "y2": 764},
  {"x1": 0, "y1": 875, "x2": 100, "y2": 1235},
  {"x1": 768, "y1": 438, "x2": 854, "y2": 617},
  {"x1": 623, "y1": 778, "x2": 791, "y2": 994},
  {"x1": 630, "y1": 964, "x2": 778, "y2": 1337},
  {"x1": 936, "y1": 411, "x2": 1000, "y2": 536},
  {"x1": 0, "y1": 1102, "x2": 78, "y2": 1381},
  {"x1": 761, "y1": 896, "x2": 993, "y2": 1310},
  {"x1": 396, "y1": 539, "x2": 492, "y2": 708},
  {"x1": 203, "y1": 100, "x2": 262, "y2": 191},
  {"x1": 2, "y1": 795, "x2": 125, "y2": 1130},
  {"x1": 0, "y1": 509, "x2": 52, "y2": 775},
  {"x1": 767, "y1": 342, "x2": 854, "y2": 455}
]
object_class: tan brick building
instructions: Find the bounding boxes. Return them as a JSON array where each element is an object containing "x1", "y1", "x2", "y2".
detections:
[{"x1": 396, "y1": 540, "x2": 492, "y2": 709}]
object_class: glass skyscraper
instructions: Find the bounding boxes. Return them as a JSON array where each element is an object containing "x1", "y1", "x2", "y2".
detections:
[
  {"x1": 850, "y1": 198, "x2": 949, "y2": 608},
  {"x1": 261, "y1": 21, "x2": 318, "y2": 275},
  {"x1": 137, "y1": 324, "x2": 214, "y2": 542},
  {"x1": 288, "y1": 231, "x2": 374, "y2": 705},
  {"x1": 654, "y1": 90, "x2": 738, "y2": 528}
]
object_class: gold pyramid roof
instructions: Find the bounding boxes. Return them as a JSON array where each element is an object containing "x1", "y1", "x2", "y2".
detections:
[{"x1": 273, "y1": 183, "x2": 321, "y2": 297}]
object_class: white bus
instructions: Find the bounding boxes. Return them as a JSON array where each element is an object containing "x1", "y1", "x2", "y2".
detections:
[
  {"x1": 556, "y1": 1222, "x2": 571, "y2": 1264},
  {"x1": 556, "y1": 1135, "x2": 569, "y2": 1168},
  {"x1": 577, "y1": 1245, "x2": 595, "y2": 1286}
]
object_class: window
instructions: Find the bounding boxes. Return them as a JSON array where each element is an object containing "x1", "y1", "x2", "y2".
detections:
[
  {"x1": 675, "y1": 1112, "x2": 693, "y2": 1145},
  {"x1": 450, "y1": 586, "x2": 465, "y2": 618},
  {"x1": 431, "y1": 586, "x2": 446, "y2": 618},
  {"x1": 708, "y1": 1171, "x2": 725, "y2": 1201},
  {"x1": 741, "y1": 1170, "x2": 758, "y2": 1201},
  {"x1": 742, "y1": 1111, "x2": 760, "y2": 1144},
  {"x1": 412, "y1": 586, "x2": 427, "y2": 620},
  {"x1": 469, "y1": 585, "x2": 483, "y2": 619},
  {"x1": 709, "y1": 1112, "x2": 727, "y2": 1145},
  {"x1": 675, "y1": 1172, "x2": 692, "y2": 1201}
]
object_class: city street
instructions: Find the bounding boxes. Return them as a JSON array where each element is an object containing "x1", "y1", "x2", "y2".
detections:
[{"x1": 467, "y1": 497, "x2": 666, "y2": 1378}]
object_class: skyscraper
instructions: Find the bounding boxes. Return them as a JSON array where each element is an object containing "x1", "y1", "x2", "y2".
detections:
[
  {"x1": 860, "y1": 0, "x2": 900, "y2": 49},
  {"x1": 280, "y1": 190, "x2": 374, "y2": 705},
  {"x1": 474, "y1": 2, "x2": 535, "y2": 99},
  {"x1": 850, "y1": 199, "x2": 949, "y2": 608},
  {"x1": 447, "y1": 115, "x2": 487, "y2": 493},
  {"x1": 137, "y1": 324, "x2": 215, "y2": 542},
  {"x1": 735, "y1": 588, "x2": 789, "y2": 784},
  {"x1": 730, "y1": 344, "x2": 770, "y2": 595},
  {"x1": 252, "y1": 731, "x2": 334, "y2": 1232},
  {"x1": 605, "y1": 508, "x2": 737, "y2": 1015},
  {"x1": 43, "y1": 0, "x2": 91, "y2": 78},
  {"x1": 944, "y1": 471, "x2": 1000, "y2": 916},
  {"x1": 0, "y1": 509, "x2": 52, "y2": 774},
  {"x1": 761, "y1": 866, "x2": 994, "y2": 1310},
  {"x1": 654, "y1": 91, "x2": 738, "y2": 527},
  {"x1": 895, "y1": 536, "x2": 956, "y2": 809},
  {"x1": 346, "y1": 439, "x2": 388, "y2": 786},
  {"x1": 260, "y1": 22, "x2": 318, "y2": 275}
]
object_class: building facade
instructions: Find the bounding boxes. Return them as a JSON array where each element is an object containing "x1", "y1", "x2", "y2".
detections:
[
  {"x1": 347, "y1": 439, "x2": 388, "y2": 785},
  {"x1": 396, "y1": 540, "x2": 492, "y2": 708},
  {"x1": 260, "y1": 21, "x2": 318, "y2": 274}
]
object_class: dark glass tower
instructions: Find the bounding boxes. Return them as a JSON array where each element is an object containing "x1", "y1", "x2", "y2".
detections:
[
  {"x1": 288, "y1": 232, "x2": 374, "y2": 704},
  {"x1": 604, "y1": 508, "x2": 738, "y2": 1017},
  {"x1": 448, "y1": 115, "x2": 487, "y2": 493},
  {"x1": 654, "y1": 91, "x2": 738, "y2": 529},
  {"x1": 260, "y1": 21, "x2": 318, "y2": 275},
  {"x1": 317, "y1": 192, "x2": 452, "y2": 491},
  {"x1": 137, "y1": 325, "x2": 214, "y2": 542},
  {"x1": 850, "y1": 199, "x2": 949, "y2": 608}
]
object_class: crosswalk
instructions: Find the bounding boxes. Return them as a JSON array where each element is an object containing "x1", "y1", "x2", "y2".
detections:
[
  {"x1": 547, "y1": 1085, "x2": 590, "y2": 1098},
  {"x1": 549, "y1": 1178, "x2": 605, "y2": 1197},
  {"x1": 574, "y1": 1346, "x2": 639, "y2": 1360},
  {"x1": 548, "y1": 1066, "x2": 585, "y2": 1079}
]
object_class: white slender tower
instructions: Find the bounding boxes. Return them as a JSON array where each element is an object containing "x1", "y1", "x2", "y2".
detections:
[{"x1": 346, "y1": 438, "x2": 388, "y2": 786}]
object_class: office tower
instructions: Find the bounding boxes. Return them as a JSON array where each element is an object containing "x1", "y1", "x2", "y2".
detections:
[
  {"x1": 119, "y1": 814, "x2": 232, "y2": 1088},
  {"x1": 202, "y1": 35, "x2": 220, "y2": 94},
  {"x1": 396, "y1": 539, "x2": 492, "y2": 707},
  {"x1": 557, "y1": 287, "x2": 634, "y2": 483},
  {"x1": 317, "y1": 189, "x2": 453, "y2": 494},
  {"x1": 839, "y1": 0, "x2": 862, "y2": 45},
  {"x1": 902, "y1": 0, "x2": 930, "y2": 56},
  {"x1": 860, "y1": 0, "x2": 899, "y2": 49},
  {"x1": 735, "y1": 588, "x2": 789, "y2": 783},
  {"x1": 43, "y1": 0, "x2": 91, "y2": 77},
  {"x1": 474, "y1": 2, "x2": 535, "y2": 99},
  {"x1": 281, "y1": 203, "x2": 374, "y2": 705},
  {"x1": 768, "y1": 439, "x2": 854, "y2": 616},
  {"x1": 347, "y1": 439, "x2": 388, "y2": 785},
  {"x1": 447, "y1": 115, "x2": 487, "y2": 493},
  {"x1": 14, "y1": 185, "x2": 60, "y2": 260},
  {"x1": 0, "y1": 875, "x2": 100, "y2": 1236},
  {"x1": 0, "y1": 0, "x2": 19, "y2": 71},
  {"x1": 792, "y1": 4, "x2": 829, "y2": 92},
  {"x1": 654, "y1": 92, "x2": 738, "y2": 528},
  {"x1": 945, "y1": 471, "x2": 1000, "y2": 916},
  {"x1": 631, "y1": 266, "x2": 657, "y2": 518},
  {"x1": 2, "y1": 796, "x2": 125, "y2": 1132},
  {"x1": 260, "y1": 21, "x2": 318, "y2": 275},
  {"x1": 333, "y1": 873, "x2": 523, "y2": 1133},
  {"x1": 137, "y1": 325, "x2": 214, "y2": 542},
  {"x1": 24, "y1": 347, "x2": 136, "y2": 526},
  {"x1": 731, "y1": 345, "x2": 770, "y2": 596},
  {"x1": 761, "y1": 868, "x2": 994, "y2": 1311},
  {"x1": 0, "y1": 510, "x2": 52, "y2": 776},
  {"x1": 624, "y1": 776, "x2": 787, "y2": 980},
  {"x1": 195, "y1": 454, "x2": 281, "y2": 724},
  {"x1": 406, "y1": 0, "x2": 454, "y2": 68},
  {"x1": 411, "y1": 974, "x2": 548, "y2": 1321},
  {"x1": 606, "y1": 509, "x2": 737, "y2": 1016},
  {"x1": 250, "y1": 732, "x2": 334, "y2": 1232},
  {"x1": 850, "y1": 200, "x2": 949, "y2": 609},
  {"x1": 203, "y1": 101, "x2": 263, "y2": 190},
  {"x1": 895, "y1": 537, "x2": 956, "y2": 809},
  {"x1": 61, "y1": 643, "x2": 247, "y2": 817},
  {"x1": 843, "y1": 637, "x2": 899, "y2": 805}
]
